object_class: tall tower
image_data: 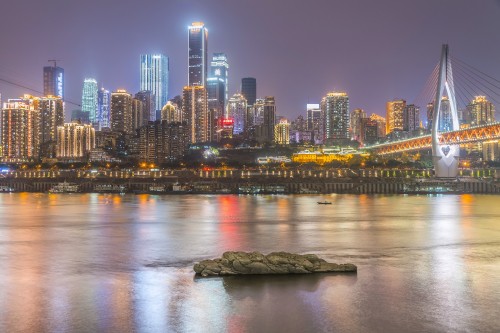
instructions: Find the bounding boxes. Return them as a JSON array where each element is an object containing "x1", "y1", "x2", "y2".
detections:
[
  {"x1": 81, "y1": 78, "x2": 98, "y2": 126},
  {"x1": 43, "y1": 63, "x2": 64, "y2": 99},
  {"x1": 241, "y1": 78, "x2": 257, "y2": 106},
  {"x1": 98, "y1": 88, "x2": 111, "y2": 129},
  {"x1": 350, "y1": 108, "x2": 367, "y2": 141},
  {"x1": 188, "y1": 22, "x2": 208, "y2": 87},
  {"x1": 140, "y1": 54, "x2": 169, "y2": 113},
  {"x1": 432, "y1": 44, "x2": 460, "y2": 178},
  {"x1": 322, "y1": 92, "x2": 349, "y2": 141},
  {"x1": 263, "y1": 96, "x2": 276, "y2": 143}
]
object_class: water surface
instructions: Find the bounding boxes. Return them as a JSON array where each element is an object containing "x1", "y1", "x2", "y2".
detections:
[{"x1": 0, "y1": 193, "x2": 499, "y2": 332}]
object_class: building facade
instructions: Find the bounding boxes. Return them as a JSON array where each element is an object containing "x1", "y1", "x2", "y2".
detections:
[
  {"x1": 97, "y1": 88, "x2": 111, "y2": 129},
  {"x1": 386, "y1": 99, "x2": 406, "y2": 134},
  {"x1": 56, "y1": 122, "x2": 95, "y2": 158},
  {"x1": 209, "y1": 53, "x2": 229, "y2": 107},
  {"x1": 110, "y1": 90, "x2": 133, "y2": 134},
  {"x1": 1, "y1": 101, "x2": 39, "y2": 160},
  {"x1": 468, "y1": 96, "x2": 495, "y2": 126},
  {"x1": 182, "y1": 86, "x2": 208, "y2": 143},
  {"x1": 82, "y1": 78, "x2": 98, "y2": 126},
  {"x1": 227, "y1": 93, "x2": 247, "y2": 135},
  {"x1": 403, "y1": 104, "x2": 420, "y2": 132},
  {"x1": 274, "y1": 118, "x2": 290, "y2": 145},
  {"x1": 350, "y1": 108, "x2": 367, "y2": 141},
  {"x1": 241, "y1": 78, "x2": 257, "y2": 106},
  {"x1": 43, "y1": 65, "x2": 64, "y2": 99}
]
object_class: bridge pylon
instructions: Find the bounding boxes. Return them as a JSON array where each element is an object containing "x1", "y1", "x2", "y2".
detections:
[{"x1": 432, "y1": 44, "x2": 460, "y2": 178}]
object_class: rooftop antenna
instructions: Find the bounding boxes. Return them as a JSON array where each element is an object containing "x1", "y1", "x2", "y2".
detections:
[{"x1": 48, "y1": 59, "x2": 60, "y2": 67}]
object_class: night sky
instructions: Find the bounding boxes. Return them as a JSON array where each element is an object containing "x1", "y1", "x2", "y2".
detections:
[{"x1": 1, "y1": 0, "x2": 499, "y2": 121}]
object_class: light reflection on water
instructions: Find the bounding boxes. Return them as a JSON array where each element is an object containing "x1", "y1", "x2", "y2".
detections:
[{"x1": 0, "y1": 193, "x2": 500, "y2": 332}]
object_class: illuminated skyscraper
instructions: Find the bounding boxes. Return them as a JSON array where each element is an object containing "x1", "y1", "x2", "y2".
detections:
[
  {"x1": 207, "y1": 77, "x2": 225, "y2": 120},
  {"x1": 467, "y1": 96, "x2": 495, "y2": 125},
  {"x1": 98, "y1": 88, "x2": 111, "y2": 129},
  {"x1": 81, "y1": 78, "x2": 98, "y2": 125},
  {"x1": 306, "y1": 103, "x2": 323, "y2": 144},
  {"x1": 241, "y1": 78, "x2": 257, "y2": 106},
  {"x1": 322, "y1": 92, "x2": 350, "y2": 141},
  {"x1": 227, "y1": 93, "x2": 247, "y2": 135},
  {"x1": 386, "y1": 99, "x2": 406, "y2": 134},
  {"x1": 188, "y1": 22, "x2": 208, "y2": 87},
  {"x1": 140, "y1": 54, "x2": 169, "y2": 116},
  {"x1": 209, "y1": 53, "x2": 229, "y2": 106},
  {"x1": 43, "y1": 64, "x2": 64, "y2": 99},
  {"x1": 110, "y1": 90, "x2": 133, "y2": 134},
  {"x1": 182, "y1": 86, "x2": 208, "y2": 143}
]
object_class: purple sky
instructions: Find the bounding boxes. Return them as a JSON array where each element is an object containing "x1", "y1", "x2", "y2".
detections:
[{"x1": 1, "y1": 0, "x2": 499, "y2": 121}]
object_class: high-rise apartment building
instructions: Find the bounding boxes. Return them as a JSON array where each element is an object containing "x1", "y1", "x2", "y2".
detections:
[
  {"x1": 263, "y1": 96, "x2": 276, "y2": 143},
  {"x1": 98, "y1": 88, "x2": 111, "y2": 129},
  {"x1": 110, "y1": 90, "x2": 133, "y2": 134},
  {"x1": 188, "y1": 22, "x2": 208, "y2": 87},
  {"x1": 403, "y1": 104, "x2": 420, "y2": 132},
  {"x1": 322, "y1": 92, "x2": 350, "y2": 141},
  {"x1": 139, "y1": 120, "x2": 189, "y2": 164},
  {"x1": 43, "y1": 64, "x2": 64, "y2": 99},
  {"x1": 1, "y1": 101, "x2": 39, "y2": 160},
  {"x1": 241, "y1": 78, "x2": 257, "y2": 106},
  {"x1": 360, "y1": 118, "x2": 379, "y2": 145},
  {"x1": 82, "y1": 78, "x2": 98, "y2": 125},
  {"x1": 227, "y1": 93, "x2": 247, "y2": 135},
  {"x1": 140, "y1": 54, "x2": 169, "y2": 115},
  {"x1": 370, "y1": 113, "x2": 386, "y2": 138},
  {"x1": 386, "y1": 99, "x2": 406, "y2": 134},
  {"x1": 161, "y1": 101, "x2": 181, "y2": 123},
  {"x1": 306, "y1": 103, "x2": 323, "y2": 144},
  {"x1": 182, "y1": 86, "x2": 208, "y2": 143},
  {"x1": 135, "y1": 90, "x2": 156, "y2": 123},
  {"x1": 56, "y1": 122, "x2": 95, "y2": 158},
  {"x1": 350, "y1": 108, "x2": 367, "y2": 141},
  {"x1": 468, "y1": 96, "x2": 495, "y2": 125},
  {"x1": 132, "y1": 98, "x2": 145, "y2": 130}
]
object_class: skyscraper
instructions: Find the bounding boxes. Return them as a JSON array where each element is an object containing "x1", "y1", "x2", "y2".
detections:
[
  {"x1": 38, "y1": 96, "x2": 64, "y2": 158},
  {"x1": 188, "y1": 22, "x2": 208, "y2": 87},
  {"x1": 210, "y1": 53, "x2": 229, "y2": 106},
  {"x1": 132, "y1": 98, "x2": 145, "y2": 130},
  {"x1": 110, "y1": 90, "x2": 133, "y2": 134},
  {"x1": 207, "y1": 77, "x2": 225, "y2": 119},
  {"x1": 274, "y1": 118, "x2": 290, "y2": 145},
  {"x1": 263, "y1": 96, "x2": 276, "y2": 143},
  {"x1": 241, "y1": 78, "x2": 257, "y2": 106},
  {"x1": 140, "y1": 54, "x2": 169, "y2": 115},
  {"x1": 227, "y1": 93, "x2": 247, "y2": 135},
  {"x1": 81, "y1": 78, "x2": 98, "y2": 125},
  {"x1": 467, "y1": 96, "x2": 495, "y2": 125},
  {"x1": 322, "y1": 92, "x2": 350, "y2": 141},
  {"x1": 98, "y1": 88, "x2": 111, "y2": 129},
  {"x1": 306, "y1": 104, "x2": 323, "y2": 144},
  {"x1": 182, "y1": 86, "x2": 208, "y2": 143},
  {"x1": 135, "y1": 91, "x2": 156, "y2": 123},
  {"x1": 43, "y1": 64, "x2": 64, "y2": 99},
  {"x1": 386, "y1": 99, "x2": 406, "y2": 134},
  {"x1": 350, "y1": 108, "x2": 367, "y2": 141},
  {"x1": 403, "y1": 104, "x2": 420, "y2": 132}
]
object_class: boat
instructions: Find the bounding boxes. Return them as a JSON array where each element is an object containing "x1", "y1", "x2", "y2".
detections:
[
  {"x1": 48, "y1": 181, "x2": 80, "y2": 193},
  {"x1": 317, "y1": 201, "x2": 332, "y2": 205}
]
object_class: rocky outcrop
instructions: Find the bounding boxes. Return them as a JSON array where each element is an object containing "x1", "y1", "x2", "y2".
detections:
[{"x1": 193, "y1": 251, "x2": 357, "y2": 277}]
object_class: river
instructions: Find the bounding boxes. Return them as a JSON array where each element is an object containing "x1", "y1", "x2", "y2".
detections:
[{"x1": 0, "y1": 193, "x2": 499, "y2": 332}]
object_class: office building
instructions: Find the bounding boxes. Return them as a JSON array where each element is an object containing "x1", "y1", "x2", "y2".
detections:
[
  {"x1": 263, "y1": 96, "x2": 276, "y2": 143},
  {"x1": 81, "y1": 78, "x2": 98, "y2": 125},
  {"x1": 140, "y1": 54, "x2": 169, "y2": 116},
  {"x1": 182, "y1": 86, "x2": 208, "y2": 143},
  {"x1": 322, "y1": 92, "x2": 350, "y2": 141},
  {"x1": 110, "y1": 90, "x2": 133, "y2": 134},
  {"x1": 227, "y1": 93, "x2": 247, "y2": 135},
  {"x1": 43, "y1": 63, "x2": 64, "y2": 99},
  {"x1": 56, "y1": 122, "x2": 95, "y2": 158},
  {"x1": 241, "y1": 78, "x2": 257, "y2": 106},
  {"x1": 207, "y1": 77, "x2": 225, "y2": 119},
  {"x1": 188, "y1": 22, "x2": 208, "y2": 87},
  {"x1": 386, "y1": 99, "x2": 406, "y2": 134}
]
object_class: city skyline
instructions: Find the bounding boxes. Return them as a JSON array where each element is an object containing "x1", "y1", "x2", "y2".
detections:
[{"x1": 0, "y1": 1, "x2": 499, "y2": 121}]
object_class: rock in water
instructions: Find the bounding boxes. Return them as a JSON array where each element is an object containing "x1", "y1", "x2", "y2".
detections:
[{"x1": 193, "y1": 251, "x2": 357, "y2": 277}]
